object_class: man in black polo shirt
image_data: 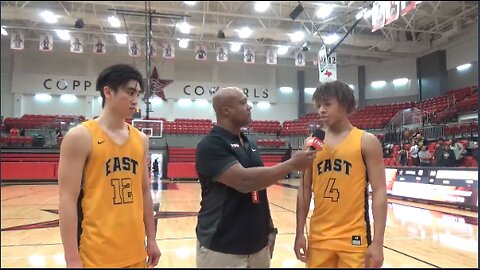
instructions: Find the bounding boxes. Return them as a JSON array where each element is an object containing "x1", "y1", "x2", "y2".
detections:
[{"x1": 195, "y1": 87, "x2": 316, "y2": 268}]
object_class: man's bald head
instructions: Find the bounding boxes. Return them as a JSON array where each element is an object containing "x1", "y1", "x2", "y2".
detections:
[
  {"x1": 211, "y1": 87, "x2": 252, "y2": 128},
  {"x1": 212, "y1": 87, "x2": 245, "y2": 114}
]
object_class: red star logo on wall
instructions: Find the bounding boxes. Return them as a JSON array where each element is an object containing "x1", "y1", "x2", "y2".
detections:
[{"x1": 151, "y1": 66, "x2": 172, "y2": 101}]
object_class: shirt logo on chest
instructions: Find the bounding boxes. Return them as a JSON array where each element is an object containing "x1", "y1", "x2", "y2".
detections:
[
  {"x1": 105, "y1": 157, "x2": 139, "y2": 176},
  {"x1": 316, "y1": 158, "x2": 352, "y2": 176}
]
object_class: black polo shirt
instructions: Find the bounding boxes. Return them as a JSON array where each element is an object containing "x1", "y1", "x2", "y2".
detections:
[{"x1": 195, "y1": 125, "x2": 272, "y2": 255}]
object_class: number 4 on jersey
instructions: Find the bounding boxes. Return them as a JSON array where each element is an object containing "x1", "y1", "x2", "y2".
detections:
[{"x1": 324, "y1": 178, "x2": 340, "y2": 202}]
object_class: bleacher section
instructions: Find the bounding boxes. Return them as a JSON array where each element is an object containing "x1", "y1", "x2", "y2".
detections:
[
  {"x1": 3, "y1": 114, "x2": 85, "y2": 129},
  {"x1": 280, "y1": 114, "x2": 323, "y2": 136},
  {"x1": 166, "y1": 148, "x2": 197, "y2": 179},
  {"x1": 256, "y1": 139, "x2": 286, "y2": 148},
  {"x1": 163, "y1": 118, "x2": 213, "y2": 135},
  {"x1": 166, "y1": 147, "x2": 287, "y2": 180},
  {"x1": 247, "y1": 120, "x2": 282, "y2": 134},
  {"x1": 0, "y1": 153, "x2": 60, "y2": 181}
]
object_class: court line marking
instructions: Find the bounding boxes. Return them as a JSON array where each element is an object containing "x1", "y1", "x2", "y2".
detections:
[
  {"x1": 269, "y1": 201, "x2": 442, "y2": 268},
  {"x1": 383, "y1": 246, "x2": 440, "y2": 268},
  {"x1": 274, "y1": 183, "x2": 478, "y2": 220}
]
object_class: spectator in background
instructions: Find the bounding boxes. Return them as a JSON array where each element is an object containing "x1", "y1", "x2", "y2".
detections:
[
  {"x1": 412, "y1": 133, "x2": 424, "y2": 148},
  {"x1": 439, "y1": 144, "x2": 456, "y2": 167},
  {"x1": 383, "y1": 144, "x2": 393, "y2": 158},
  {"x1": 418, "y1": 146, "x2": 431, "y2": 167},
  {"x1": 472, "y1": 144, "x2": 479, "y2": 162},
  {"x1": 410, "y1": 142, "x2": 419, "y2": 166},
  {"x1": 55, "y1": 128, "x2": 63, "y2": 139},
  {"x1": 397, "y1": 144, "x2": 408, "y2": 166},
  {"x1": 10, "y1": 127, "x2": 19, "y2": 137},
  {"x1": 20, "y1": 128, "x2": 26, "y2": 137},
  {"x1": 451, "y1": 139, "x2": 466, "y2": 166},
  {"x1": 433, "y1": 143, "x2": 444, "y2": 166}
]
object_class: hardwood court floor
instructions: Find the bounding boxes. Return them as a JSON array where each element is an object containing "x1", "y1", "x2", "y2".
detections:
[{"x1": 1, "y1": 179, "x2": 478, "y2": 268}]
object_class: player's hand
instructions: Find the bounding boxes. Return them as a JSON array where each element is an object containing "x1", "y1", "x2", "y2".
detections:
[
  {"x1": 293, "y1": 234, "x2": 308, "y2": 263},
  {"x1": 146, "y1": 239, "x2": 161, "y2": 267},
  {"x1": 364, "y1": 241, "x2": 384, "y2": 268},
  {"x1": 65, "y1": 257, "x2": 83, "y2": 268}
]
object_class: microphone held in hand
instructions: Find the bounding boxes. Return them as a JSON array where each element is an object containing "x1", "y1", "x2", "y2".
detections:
[{"x1": 305, "y1": 129, "x2": 325, "y2": 151}]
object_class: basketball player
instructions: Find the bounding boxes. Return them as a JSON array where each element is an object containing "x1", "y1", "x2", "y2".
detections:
[
  {"x1": 294, "y1": 81, "x2": 387, "y2": 268},
  {"x1": 58, "y1": 64, "x2": 161, "y2": 268}
]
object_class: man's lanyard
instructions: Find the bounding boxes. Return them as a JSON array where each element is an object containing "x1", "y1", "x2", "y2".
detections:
[{"x1": 239, "y1": 135, "x2": 260, "y2": 204}]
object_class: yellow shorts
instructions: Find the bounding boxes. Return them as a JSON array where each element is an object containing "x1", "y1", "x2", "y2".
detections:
[
  {"x1": 124, "y1": 259, "x2": 147, "y2": 268},
  {"x1": 307, "y1": 248, "x2": 365, "y2": 268}
]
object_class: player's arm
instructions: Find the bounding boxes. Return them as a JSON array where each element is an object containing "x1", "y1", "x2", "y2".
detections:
[
  {"x1": 362, "y1": 132, "x2": 387, "y2": 246},
  {"x1": 296, "y1": 167, "x2": 312, "y2": 236},
  {"x1": 58, "y1": 125, "x2": 91, "y2": 267},
  {"x1": 196, "y1": 138, "x2": 315, "y2": 193},
  {"x1": 140, "y1": 133, "x2": 161, "y2": 266},
  {"x1": 141, "y1": 133, "x2": 156, "y2": 242}
]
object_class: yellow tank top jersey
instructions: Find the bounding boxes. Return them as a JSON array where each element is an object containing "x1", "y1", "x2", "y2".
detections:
[
  {"x1": 308, "y1": 127, "x2": 371, "y2": 252},
  {"x1": 78, "y1": 120, "x2": 147, "y2": 267}
]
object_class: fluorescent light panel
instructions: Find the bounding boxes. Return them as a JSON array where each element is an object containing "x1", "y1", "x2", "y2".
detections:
[
  {"x1": 40, "y1": 10, "x2": 58, "y2": 24},
  {"x1": 179, "y1": 38, "x2": 189, "y2": 48},
  {"x1": 108, "y1": 16, "x2": 121, "y2": 28},
  {"x1": 34, "y1": 93, "x2": 52, "y2": 102},
  {"x1": 257, "y1": 101, "x2": 271, "y2": 109},
  {"x1": 393, "y1": 78, "x2": 409, "y2": 86},
  {"x1": 231, "y1": 42, "x2": 242, "y2": 52},
  {"x1": 456, "y1": 63, "x2": 471, "y2": 71},
  {"x1": 305, "y1": 88, "x2": 316, "y2": 94},
  {"x1": 255, "y1": 2, "x2": 270, "y2": 12},
  {"x1": 280, "y1": 87, "x2": 293, "y2": 93},
  {"x1": 371, "y1": 80, "x2": 387, "y2": 88}
]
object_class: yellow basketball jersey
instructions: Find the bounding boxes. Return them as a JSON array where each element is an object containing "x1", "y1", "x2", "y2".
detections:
[
  {"x1": 308, "y1": 127, "x2": 371, "y2": 252},
  {"x1": 78, "y1": 120, "x2": 147, "y2": 267}
]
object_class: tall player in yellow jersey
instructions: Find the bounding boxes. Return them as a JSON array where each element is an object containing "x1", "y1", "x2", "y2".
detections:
[
  {"x1": 294, "y1": 81, "x2": 387, "y2": 268},
  {"x1": 58, "y1": 64, "x2": 161, "y2": 268}
]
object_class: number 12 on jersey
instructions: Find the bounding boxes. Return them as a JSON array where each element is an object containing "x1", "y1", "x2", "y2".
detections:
[
  {"x1": 324, "y1": 178, "x2": 340, "y2": 202},
  {"x1": 111, "y1": 178, "x2": 134, "y2": 205}
]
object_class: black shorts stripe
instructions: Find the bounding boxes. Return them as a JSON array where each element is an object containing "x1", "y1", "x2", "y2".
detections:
[
  {"x1": 364, "y1": 181, "x2": 372, "y2": 246},
  {"x1": 76, "y1": 188, "x2": 84, "y2": 249}
]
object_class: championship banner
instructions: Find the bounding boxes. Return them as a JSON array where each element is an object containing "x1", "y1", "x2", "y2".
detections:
[
  {"x1": 147, "y1": 39, "x2": 157, "y2": 57},
  {"x1": 216, "y1": 45, "x2": 228, "y2": 62},
  {"x1": 400, "y1": 1, "x2": 417, "y2": 16},
  {"x1": 39, "y1": 33, "x2": 53, "y2": 52},
  {"x1": 163, "y1": 41, "x2": 175, "y2": 59},
  {"x1": 93, "y1": 36, "x2": 106, "y2": 54},
  {"x1": 295, "y1": 49, "x2": 306, "y2": 67},
  {"x1": 70, "y1": 34, "x2": 84, "y2": 53},
  {"x1": 244, "y1": 47, "x2": 255, "y2": 64},
  {"x1": 385, "y1": 1, "x2": 400, "y2": 25},
  {"x1": 195, "y1": 43, "x2": 207, "y2": 60},
  {"x1": 128, "y1": 38, "x2": 141, "y2": 57},
  {"x1": 318, "y1": 46, "x2": 328, "y2": 79},
  {"x1": 319, "y1": 51, "x2": 337, "y2": 83},
  {"x1": 10, "y1": 30, "x2": 25, "y2": 50},
  {"x1": 266, "y1": 48, "x2": 277, "y2": 65},
  {"x1": 372, "y1": 1, "x2": 386, "y2": 32}
]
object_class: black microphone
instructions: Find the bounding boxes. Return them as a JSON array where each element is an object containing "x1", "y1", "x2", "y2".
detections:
[{"x1": 307, "y1": 129, "x2": 326, "y2": 151}]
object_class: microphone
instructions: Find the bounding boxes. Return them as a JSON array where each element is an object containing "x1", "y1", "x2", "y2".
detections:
[{"x1": 305, "y1": 129, "x2": 325, "y2": 151}]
